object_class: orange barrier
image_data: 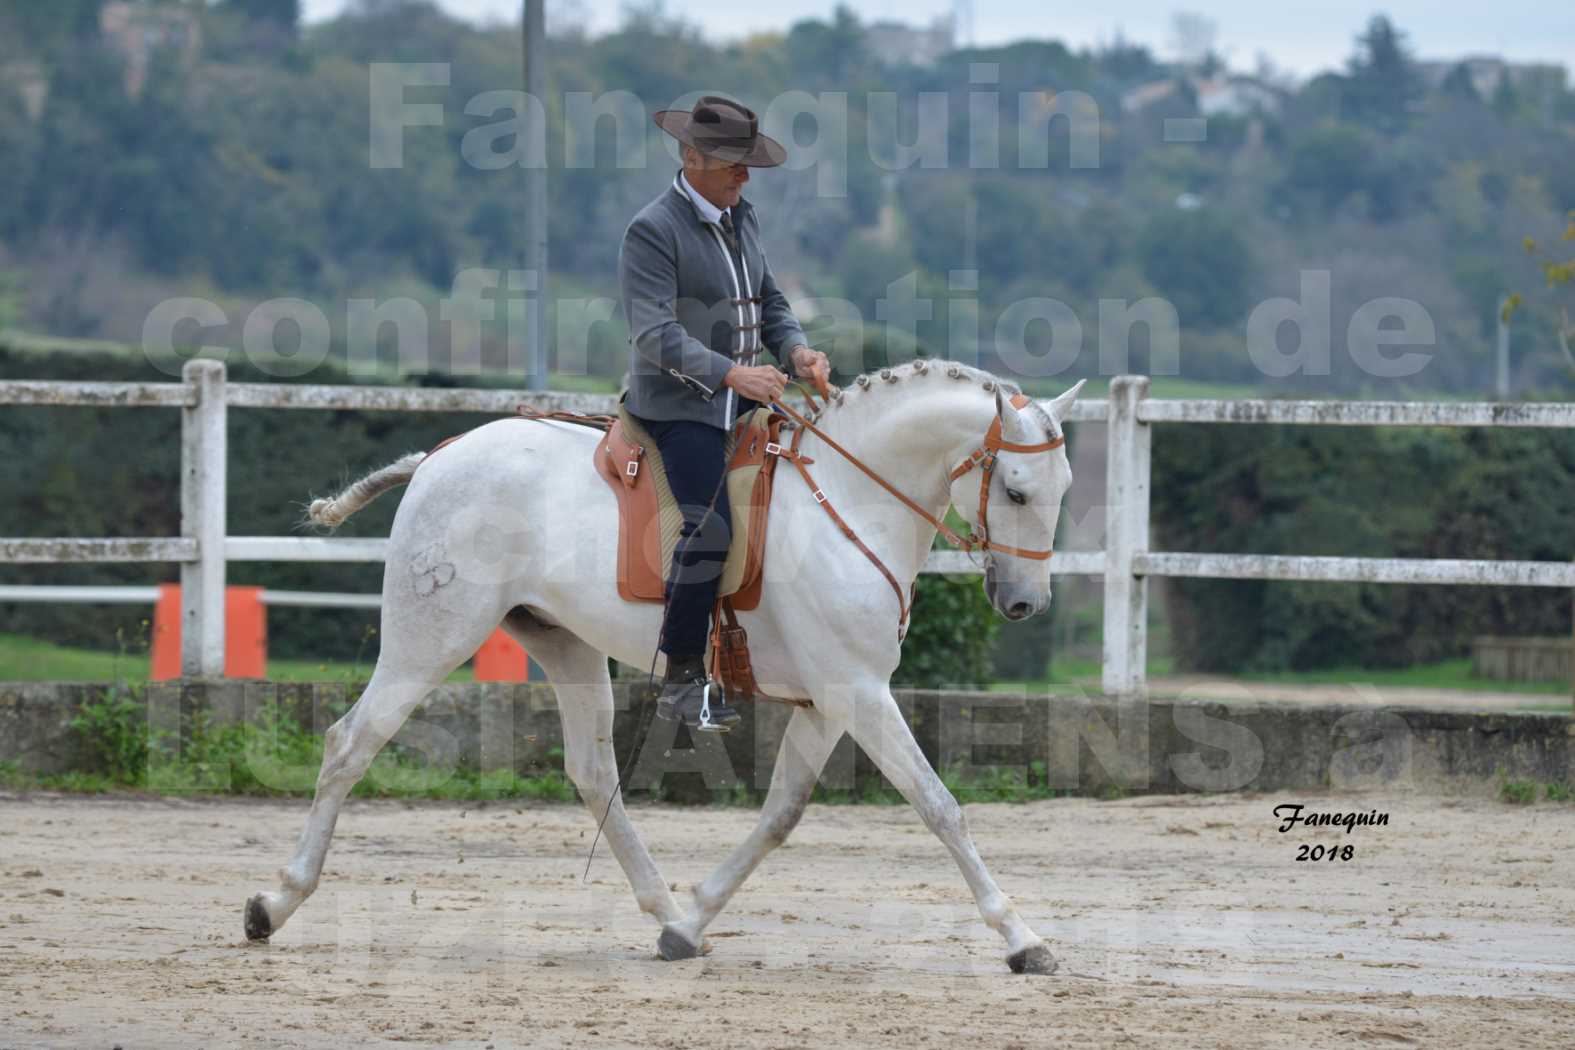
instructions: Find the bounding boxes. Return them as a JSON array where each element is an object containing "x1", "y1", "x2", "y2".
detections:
[
  {"x1": 150, "y1": 583, "x2": 181, "y2": 680},
  {"x1": 473, "y1": 628, "x2": 530, "y2": 682},
  {"x1": 150, "y1": 585, "x2": 524, "y2": 681},
  {"x1": 225, "y1": 586, "x2": 267, "y2": 678},
  {"x1": 150, "y1": 584, "x2": 267, "y2": 680}
]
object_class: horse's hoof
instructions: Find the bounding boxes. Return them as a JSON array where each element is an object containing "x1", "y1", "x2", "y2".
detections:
[
  {"x1": 1007, "y1": 943, "x2": 1058, "y2": 975},
  {"x1": 244, "y1": 895, "x2": 274, "y2": 942},
  {"x1": 657, "y1": 925, "x2": 700, "y2": 961}
]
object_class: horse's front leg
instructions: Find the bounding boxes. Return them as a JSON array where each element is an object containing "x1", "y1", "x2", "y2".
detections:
[
  {"x1": 844, "y1": 684, "x2": 1057, "y2": 975},
  {"x1": 656, "y1": 705, "x2": 843, "y2": 960}
]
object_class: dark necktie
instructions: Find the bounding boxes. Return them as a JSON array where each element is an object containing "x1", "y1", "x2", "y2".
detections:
[{"x1": 717, "y1": 210, "x2": 756, "y2": 361}]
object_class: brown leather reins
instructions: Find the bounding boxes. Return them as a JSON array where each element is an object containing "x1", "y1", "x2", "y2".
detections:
[{"x1": 769, "y1": 377, "x2": 1065, "y2": 634}]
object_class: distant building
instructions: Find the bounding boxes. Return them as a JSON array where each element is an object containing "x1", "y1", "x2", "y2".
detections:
[
  {"x1": 865, "y1": 16, "x2": 955, "y2": 68},
  {"x1": 99, "y1": 0, "x2": 202, "y2": 98},
  {"x1": 1417, "y1": 55, "x2": 1567, "y2": 105},
  {"x1": 1121, "y1": 75, "x2": 1284, "y2": 117},
  {"x1": 1120, "y1": 79, "x2": 1180, "y2": 113}
]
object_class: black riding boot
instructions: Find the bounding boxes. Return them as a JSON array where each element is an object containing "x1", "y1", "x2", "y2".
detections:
[{"x1": 655, "y1": 654, "x2": 740, "y2": 733}]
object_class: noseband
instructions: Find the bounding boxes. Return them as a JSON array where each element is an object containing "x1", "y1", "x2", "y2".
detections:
[{"x1": 769, "y1": 387, "x2": 1065, "y2": 634}]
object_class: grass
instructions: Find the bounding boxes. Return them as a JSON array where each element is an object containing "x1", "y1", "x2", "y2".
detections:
[
  {"x1": 1020, "y1": 375, "x2": 1265, "y2": 401},
  {"x1": 2, "y1": 678, "x2": 1084, "y2": 806},
  {"x1": 1234, "y1": 659, "x2": 1570, "y2": 696},
  {"x1": 10, "y1": 631, "x2": 1566, "y2": 699},
  {"x1": 1500, "y1": 778, "x2": 1538, "y2": 805},
  {"x1": 990, "y1": 653, "x2": 1167, "y2": 693},
  {"x1": 1, "y1": 327, "x2": 622, "y2": 392},
  {"x1": 990, "y1": 655, "x2": 1573, "y2": 698},
  {"x1": 0, "y1": 682, "x2": 577, "y2": 802},
  {"x1": 1495, "y1": 770, "x2": 1575, "y2": 805},
  {"x1": 545, "y1": 372, "x2": 621, "y2": 394},
  {"x1": 0, "y1": 632, "x2": 472, "y2": 684}
]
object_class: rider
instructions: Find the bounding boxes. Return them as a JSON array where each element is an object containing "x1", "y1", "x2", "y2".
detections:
[{"x1": 618, "y1": 95, "x2": 830, "y2": 731}]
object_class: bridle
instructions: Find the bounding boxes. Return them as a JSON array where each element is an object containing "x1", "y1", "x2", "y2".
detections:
[
  {"x1": 943, "y1": 391, "x2": 1066, "y2": 561},
  {"x1": 768, "y1": 379, "x2": 1065, "y2": 635}
]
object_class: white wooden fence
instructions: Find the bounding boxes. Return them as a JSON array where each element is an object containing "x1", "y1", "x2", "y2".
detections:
[{"x1": 4, "y1": 361, "x2": 1574, "y2": 694}]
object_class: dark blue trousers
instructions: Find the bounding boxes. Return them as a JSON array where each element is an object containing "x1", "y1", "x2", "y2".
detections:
[{"x1": 637, "y1": 415, "x2": 738, "y2": 659}]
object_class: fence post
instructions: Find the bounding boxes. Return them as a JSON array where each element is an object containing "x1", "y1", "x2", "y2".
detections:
[
  {"x1": 1102, "y1": 375, "x2": 1151, "y2": 696},
  {"x1": 180, "y1": 359, "x2": 227, "y2": 677}
]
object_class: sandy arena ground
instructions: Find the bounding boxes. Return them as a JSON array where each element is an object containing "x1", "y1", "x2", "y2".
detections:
[{"x1": 1, "y1": 789, "x2": 1572, "y2": 1049}]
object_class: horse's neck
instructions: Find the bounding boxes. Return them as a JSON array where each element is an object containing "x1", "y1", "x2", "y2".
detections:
[{"x1": 797, "y1": 382, "x2": 997, "y2": 579}]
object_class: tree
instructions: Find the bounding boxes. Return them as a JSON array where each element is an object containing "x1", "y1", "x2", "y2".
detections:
[
  {"x1": 1439, "y1": 62, "x2": 1479, "y2": 102},
  {"x1": 1491, "y1": 72, "x2": 1522, "y2": 119},
  {"x1": 1281, "y1": 124, "x2": 1409, "y2": 222},
  {"x1": 1343, "y1": 15, "x2": 1418, "y2": 132},
  {"x1": 224, "y1": 0, "x2": 301, "y2": 30},
  {"x1": 1137, "y1": 207, "x2": 1251, "y2": 329},
  {"x1": 785, "y1": 5, "x2": 866, "y2": 81},
  {"x1": 1507, "y1": 219, "x2": 1575, "y2": 370},
  {"x1": 1, "y1": 0, "x2": 104, "y2": 47}
]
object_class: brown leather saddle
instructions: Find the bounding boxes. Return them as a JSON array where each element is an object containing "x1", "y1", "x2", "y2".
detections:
[{"x1": 592, "y1": 406, "x2": 783, "y2": 610}]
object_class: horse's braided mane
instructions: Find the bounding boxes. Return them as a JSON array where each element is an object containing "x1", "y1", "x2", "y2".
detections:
[{"x1": 802, "y1": 359, "x2": 1061, "y2": 438}]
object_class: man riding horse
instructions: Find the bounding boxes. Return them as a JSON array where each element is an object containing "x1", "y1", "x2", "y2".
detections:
[{"x1": 619, "y1": 95, "x2": 831, "y2": 732}]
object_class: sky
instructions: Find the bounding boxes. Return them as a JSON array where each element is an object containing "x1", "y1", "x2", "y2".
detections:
[{"x1": 299, "y1": 0, "x2": 1574, "y2": 79}]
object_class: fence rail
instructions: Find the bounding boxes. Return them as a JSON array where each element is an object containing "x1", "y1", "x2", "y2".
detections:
[
  {"x1": 0, "y1": 538, "x2": 197, "y2": 562},
  {"x1": 3, "y1": 364, "x2": 1572, "y2": 693},
  {"x1": 0, "y1": 585, "x2": 383, "y2": 609},
  {"x1": 1136, "y1": 398, "x2": 1575, "y2": 428},
  {"x1": 1137, "y1": 553, "x2": 1575, "y2": 588}
]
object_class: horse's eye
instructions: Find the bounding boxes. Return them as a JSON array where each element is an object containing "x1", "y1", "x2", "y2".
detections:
[{"x1": 1006, "y1": 487, "x2": 1026, "y2": 506}]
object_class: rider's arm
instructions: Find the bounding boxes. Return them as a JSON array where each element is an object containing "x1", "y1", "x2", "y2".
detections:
[{"x1": 619, "y1": 215, "x2": 735, "y2": 399}]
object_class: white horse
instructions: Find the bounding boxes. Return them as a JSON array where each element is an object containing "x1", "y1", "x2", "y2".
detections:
[{"x1": 244, "y1": 361, "x2": 1082, "y2": 975}]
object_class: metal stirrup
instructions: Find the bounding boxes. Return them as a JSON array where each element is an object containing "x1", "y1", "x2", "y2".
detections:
[{"x1": 697, "y1": 682, "x2": 718, "y2": 732}]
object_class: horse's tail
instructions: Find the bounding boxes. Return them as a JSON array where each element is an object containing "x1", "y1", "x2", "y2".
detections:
[{"x1": 305, "y1": 452, "x2": 427, "y2": 529}]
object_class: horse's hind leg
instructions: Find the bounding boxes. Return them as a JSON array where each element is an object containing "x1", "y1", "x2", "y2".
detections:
[
  {"x1": 657, "y1": 705, "x2": 843, "y2": 960},
  {"x1": 243, "y1": 658, "x2": 461, "y2": 941},
  {"x1": 504, "y1": 615, "x2": 683, "y2": 928}
]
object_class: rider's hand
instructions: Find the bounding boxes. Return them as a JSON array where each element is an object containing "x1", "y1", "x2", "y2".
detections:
[
  {"x1": 722, "y1": 364, "x2": 788, "y2": 403},
  {"x1": 790, "y1": 345, "x2": 831, "y2": 388}
]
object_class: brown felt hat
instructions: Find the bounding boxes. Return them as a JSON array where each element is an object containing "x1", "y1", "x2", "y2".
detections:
[{"x1": 652, "y1": 95, "x2": 787, "y2": 168}]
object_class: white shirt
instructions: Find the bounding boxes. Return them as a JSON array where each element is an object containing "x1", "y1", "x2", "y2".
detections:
[{"x1": 677, "y1": 171, "x2": 729, "y2": 228}]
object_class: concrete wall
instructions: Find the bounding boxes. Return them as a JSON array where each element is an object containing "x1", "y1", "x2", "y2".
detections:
[{"x1": 1, "y1": 680, "x2": 1569, "y2": 799}]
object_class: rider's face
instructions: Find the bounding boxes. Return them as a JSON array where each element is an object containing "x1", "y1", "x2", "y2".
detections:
[{"x1": 683, "y1": 148, "x2": 750, "y2": 211}]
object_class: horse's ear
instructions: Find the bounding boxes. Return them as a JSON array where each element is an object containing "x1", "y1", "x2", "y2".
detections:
[
  {"x1": 1045, "y1": 379, "x2": 1086, "y2": 424},
  {"x1": 997, "y1": 386, "x2": 1036, "y2": 445}
]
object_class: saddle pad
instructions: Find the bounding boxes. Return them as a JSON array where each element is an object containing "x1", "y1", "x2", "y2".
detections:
[{"x1": 594, "y1": 407, "x2": 778, "y2": 609}]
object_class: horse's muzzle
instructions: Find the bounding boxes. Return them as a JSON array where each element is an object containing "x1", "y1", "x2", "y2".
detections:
[{"x1": 984, "y1": 562, "x2": 1043, "y2": 621}]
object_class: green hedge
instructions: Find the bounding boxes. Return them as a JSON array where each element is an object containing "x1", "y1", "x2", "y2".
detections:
[{"x1": 1152, "y1": 420, "x2": 1575, "y2": 671}]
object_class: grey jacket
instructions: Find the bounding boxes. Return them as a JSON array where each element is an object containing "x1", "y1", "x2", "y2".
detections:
[{"x1": 618, "y1": 173, "x2": 808, "y2": 430}]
